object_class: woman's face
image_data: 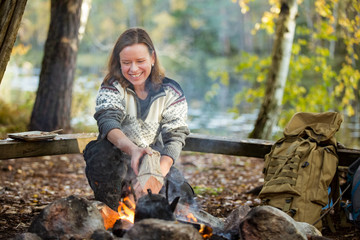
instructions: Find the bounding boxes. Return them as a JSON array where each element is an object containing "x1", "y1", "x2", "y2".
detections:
[{"x1": 119, "y1": 43, "x2": 155, "y2": 89}]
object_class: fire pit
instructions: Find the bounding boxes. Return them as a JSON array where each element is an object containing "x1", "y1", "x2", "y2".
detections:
[
  {"x1": 99, "y1": 188, "x2": 218, "y2": 239},
  {"x1": 17, "y1": 193, "x2": 324, "y2": 240}
]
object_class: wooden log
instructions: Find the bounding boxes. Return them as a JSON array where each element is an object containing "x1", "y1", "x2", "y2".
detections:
[{"x1": 0, "y1": 133, "x2": 359, "y2": 167}]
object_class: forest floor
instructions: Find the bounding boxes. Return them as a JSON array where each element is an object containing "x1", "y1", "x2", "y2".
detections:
[{"x1": 1, "y1": 152, "x2": 359, "y2": 239}]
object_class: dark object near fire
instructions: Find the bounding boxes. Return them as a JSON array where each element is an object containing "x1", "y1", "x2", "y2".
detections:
[
  {"x1": 83, "y1": 138, "x2": 128, "y2": 211},
  {"x1": 177, "y1": 219, "x2": 213, "y2": 239},
  {"x1": 134, "y1": 189, "x2": 180, "y2": 222},
  {"x1": 112, "y1": 219, "x2": 128, "y2": 238},
  {"x1": 90, "y1": 229, "x2": 115, "y2": 240}
]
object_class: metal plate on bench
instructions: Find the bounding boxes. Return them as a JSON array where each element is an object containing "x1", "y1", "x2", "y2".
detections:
[{"x1": 8, "y1": 131, "x2": 59, "y2": 141}]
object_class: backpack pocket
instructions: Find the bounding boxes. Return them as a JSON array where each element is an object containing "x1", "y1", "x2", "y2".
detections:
[
  {"x1": 307, "y1": 146, "x2": 338, "y2": 206},
  {"x1": 260, "y1": 140, "x2": 304, "y2": 206}
]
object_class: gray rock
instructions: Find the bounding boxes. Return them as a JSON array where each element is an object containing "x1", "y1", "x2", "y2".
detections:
[
  {"x1": 224, "y1": 205, "x2": 252, "y2": 232},
  {"x1": 123, "y1": 218, "x2": 203, "y2": 240},
  {"x1": 223, "y1": 205, "x2": 252, "y2": 239},
  {"x1": 28, "y1": 195, "x2": 105, "y2": 240},
  {"x1": 90, "y1": 229, "x2": 116, "y2": 240},
  {"x1": 239, "y1": 206, "x2": 322, "y2": 240},
  {"x1": 14, "y1": 232, "x2": 42, "y2": 240}
]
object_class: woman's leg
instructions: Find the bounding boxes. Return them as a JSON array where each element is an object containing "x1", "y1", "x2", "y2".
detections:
[{"x1": 83, "y1": 138, "x2": 130, "y2": 211}]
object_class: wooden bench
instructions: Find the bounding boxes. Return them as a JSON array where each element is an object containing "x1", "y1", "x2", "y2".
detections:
[{"x1": 1, "y1": 133, "x2": 360, "y2": 166}]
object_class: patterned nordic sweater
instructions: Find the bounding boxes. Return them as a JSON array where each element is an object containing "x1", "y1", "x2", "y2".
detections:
[{"x1": 94, "y1": 77, "x2": 190, "y2": 162}]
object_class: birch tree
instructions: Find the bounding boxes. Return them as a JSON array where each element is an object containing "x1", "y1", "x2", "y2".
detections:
[{"x1": 249, "y1": 0, "x2": 298, "y2": 139}]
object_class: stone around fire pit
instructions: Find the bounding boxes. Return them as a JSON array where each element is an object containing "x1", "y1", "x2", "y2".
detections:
[
  {"x1": 223, "y1": 205, "x2": 252, "y2": 238},
  {"x1": 26, "y1": 195, "x2": 105, "y2": 240},
  {"x1": 239, "y1": 205, "x2": 322, "y2": 240},
  {"x1": 123, "y1": 218, "x2": 203, "y2": 240},
  {"x1": 14, "y1": 232, "x2": 42, "y2": 240}
]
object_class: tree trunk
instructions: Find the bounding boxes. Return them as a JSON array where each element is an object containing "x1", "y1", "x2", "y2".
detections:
[
  {"x1": 249, "y1": 0, "x2": 298, "y2": 140},
  {"x1": 0, "y1": 0, "x2": 27, "y2": 85},
  {"x1": 29, "y1": 0, "x2": 82, "y2": 132}
]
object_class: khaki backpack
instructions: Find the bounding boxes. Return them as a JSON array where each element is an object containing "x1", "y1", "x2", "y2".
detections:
[{"x1": 259, "y1": 112, "x2": 343, "y2": 229}]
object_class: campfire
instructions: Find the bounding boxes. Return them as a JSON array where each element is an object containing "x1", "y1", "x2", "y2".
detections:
[
  {"x1": 21, "y1": 194, "x2": 323, "y2": 240},
  {"x1": 21, "y1": 160, "x2": 324, "y2": 240},
  {"x1": 99, "y1": 189, "x2": 214, "y2": 239},
  {"x1": 100, "y1": 196, "x2": 136, "y2": 230}
]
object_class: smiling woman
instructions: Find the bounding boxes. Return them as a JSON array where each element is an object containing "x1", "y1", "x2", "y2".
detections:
[
  {"x1": 83, "y1": 27, "x2": 196, "y2": 211},
  {"x1": 119, "y1": 43, "x2": 155, "y2": 99}
]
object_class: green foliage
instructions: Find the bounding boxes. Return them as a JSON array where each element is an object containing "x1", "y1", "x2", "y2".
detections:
[
  {"x1": 205, "y1": 83, "x2": 220, "y2": 102},
  {"x1": 228, "y1": 52, "x2": 269, "y2": 115},
  {"x1": 228, "y1": 0, "x2": 360, "y2": 131},
  {"x1": 0, "y1": 94, "x2": 34, "y2": 138},
  {"x1": 193, "y1": 185, "x2": 224, "y2": 196}
]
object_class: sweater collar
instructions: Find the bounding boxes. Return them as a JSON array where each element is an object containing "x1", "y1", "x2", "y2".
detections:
[{"x1": 126, "y1": 78, "x2": 165, "y2": 99}]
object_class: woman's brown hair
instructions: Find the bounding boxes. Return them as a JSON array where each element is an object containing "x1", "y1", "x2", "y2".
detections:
[{"x1": 103, "y1": 27, "x2": 165, "y2": 90}]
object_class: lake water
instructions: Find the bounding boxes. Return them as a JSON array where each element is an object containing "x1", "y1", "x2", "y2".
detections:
[{"x1": 2, "y1": 65, "x2": 359, "y2": 149}]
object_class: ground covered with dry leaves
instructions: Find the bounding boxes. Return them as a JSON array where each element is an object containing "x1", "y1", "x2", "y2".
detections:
[{"x1": 1, "y1": 152, "x2": 359, "y2": 239}]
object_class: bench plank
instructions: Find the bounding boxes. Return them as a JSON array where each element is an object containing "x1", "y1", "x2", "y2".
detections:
[
  {"x1": 1, "y1": 133, "x2": 359, "y2": 166},
  {"x1": 183, "y1": 134, "x2": 273, "y2": 158},
  {"x1": 0, "y1": 133, "x2": 97, "y2": 160},
  {"x1": 184, "y1": 134, "x2": 360, "y2": 166}
]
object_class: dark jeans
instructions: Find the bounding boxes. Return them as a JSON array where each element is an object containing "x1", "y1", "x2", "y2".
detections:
[{"x1": 83, "y1": 138, "x2": 195, "y2": 211}]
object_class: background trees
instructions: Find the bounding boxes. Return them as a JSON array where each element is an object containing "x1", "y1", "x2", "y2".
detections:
[
  {"x1": 230, "y1": 0, "x2": 359, "y2": 143},
  {"x1": 249, "y1": 0, "x2": 298, "y2": 139},
  {"x1": 28, "y1": 0, "x2": 83, "y2": 132},
  {"x1": 0, "y1": 0, "x2": 359, "y2": 147},
  {"x1": 0, "y1": 0, "x2": 27, "y2": 85}
]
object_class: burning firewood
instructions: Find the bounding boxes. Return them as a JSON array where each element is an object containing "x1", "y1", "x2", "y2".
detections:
[
  {"x1": 135, "y1": 150, "x2": 164, "y2": 197},
  {"x1": 99, "y1": 195, "x2": 136, "y2": 230}
]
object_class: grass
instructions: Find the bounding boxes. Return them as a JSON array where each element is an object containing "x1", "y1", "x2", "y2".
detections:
[
  {"x1": 0, "y1": 99, "x2": 32, "y2": 138},
  {"x1": 193, "y1": 185, "x2": 224, "y2": 196}
]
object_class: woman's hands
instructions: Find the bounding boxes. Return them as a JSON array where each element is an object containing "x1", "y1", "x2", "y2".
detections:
[
  {"x1": 160, "y1": 155, "x2": 173, "y2": 177},
  {"x1": 107, "y1": 129, "x2": 152, "y2": 174},
  {"x1": 133, "y1": 155, "x2": 172, "y2": 198},
  {"x1": 107, "y1": 128, "x2": 174, "y2": 199},
  {"x1": 130, "y1": 146, "x2": 152, "y2": 175}
]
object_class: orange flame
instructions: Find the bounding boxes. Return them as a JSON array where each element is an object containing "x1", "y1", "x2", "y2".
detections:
[
  {"x1": 100, "y1": 196, "x2": 136, "y2": 230},
  {"x1": 100, "y1": 205, "x2": 119, "y2": 230},
  {"x1": 199, "y1": 224, "x2": 213, "y2": 239},
  {"x1": 186, "y1": 212, "x2": 198, "y2": 222},
  {"x1": 118, "y1": 196, "x2": 135, "y2": 224}
]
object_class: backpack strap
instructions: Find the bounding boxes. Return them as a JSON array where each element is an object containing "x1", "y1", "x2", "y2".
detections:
[
  {"x1": 351, "y1": 178, "x2": 360, "y2": 197},
  {"x1": 351, "y1": 179, "x2": 360, "y2": 220},
  {"x1": 330, "y1": 166, "x2": 341, "y2": 212}
]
